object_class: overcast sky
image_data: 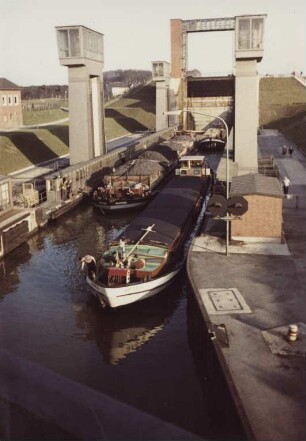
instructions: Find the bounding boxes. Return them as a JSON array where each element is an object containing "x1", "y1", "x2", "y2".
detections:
[{"x1": 1, "y1": 0, "x2": 305, "y2": 86}]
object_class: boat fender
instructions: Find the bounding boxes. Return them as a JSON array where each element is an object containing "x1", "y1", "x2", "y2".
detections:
[{"x1": 126, "y1": 269, "x2": 131, "y2": 284}]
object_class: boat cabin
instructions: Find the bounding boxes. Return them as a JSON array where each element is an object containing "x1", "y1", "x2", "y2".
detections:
[{"x1": 175, "y1": 155, "x2": 210, "y2": 177}]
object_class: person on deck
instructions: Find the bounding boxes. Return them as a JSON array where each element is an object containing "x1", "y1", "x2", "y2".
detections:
[
  {"x1": 79, "y1": 255, "x2": 97, "y2": 280},
  {"x1": 118, "y1": 237, "x2": 126, "y2": 260}
]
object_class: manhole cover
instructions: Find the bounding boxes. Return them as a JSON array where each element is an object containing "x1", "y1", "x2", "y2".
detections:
[
  {"x1": 261, "y1": 322, "x2": 306, "y2": 357},
  {"x1": 199, "y1": 288, "x2": 252, "y2": 315}
]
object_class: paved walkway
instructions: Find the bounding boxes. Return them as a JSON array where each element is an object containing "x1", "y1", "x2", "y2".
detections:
[
  {"x1": 22, "y1": 118, "x2": 69, "y2": 128},
  {"x1": 187, "y1": 130, "x2": 306, "y2": 441},
  {"x1": 293, "y1": 74, "x2": 306, "y2": 88}
]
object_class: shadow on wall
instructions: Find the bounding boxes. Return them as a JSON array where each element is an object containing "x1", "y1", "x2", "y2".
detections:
[
  {"x1": 85, "y1": 166, "x2": 113, "y2": 190},
  {"x1": 125, "y1": 84, "x2": 156, "y2": 112},
  {"x1": 105, "y1": 108, "x2": 149, "y2": 133},
  {"x1": 188, "y1": 109, "x2": 233, "y2": 133},
  {"x1": 1, "y1": 131, "x2": 59, "y2": 164},
  {"x1": 263, "y1": 110, "x2": 306, "y2": 155},
  {"x1": 110, "y1": 83, "x2": 156, "y2": 113},
  {"x1": 47, "y1": 124, "x2": 69, "y2": 146}
]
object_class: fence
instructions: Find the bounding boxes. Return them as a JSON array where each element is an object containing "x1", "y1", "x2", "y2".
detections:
[{"x1": 22, "y1": 99, "x2": 69, "y2": 112}]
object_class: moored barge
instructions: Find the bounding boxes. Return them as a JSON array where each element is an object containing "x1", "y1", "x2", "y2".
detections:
[{"x1": 91, "y1": 133, "x2": 195, "y2": 214}]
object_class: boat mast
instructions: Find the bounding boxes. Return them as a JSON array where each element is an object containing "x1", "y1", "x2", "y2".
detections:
[{"x1": 125, "y1": 224, "x2": 155, "y2": 258}]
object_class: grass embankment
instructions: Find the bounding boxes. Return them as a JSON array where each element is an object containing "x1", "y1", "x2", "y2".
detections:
[
  {"x1": 0, "y1": 83, "x2": 156, "y2": 174},
  {"x1": 0, "y1": 126, "x2": 69, "y2": 174},
  {"x1": 104, "y1": 83, "x2": 156, "y2": 138},
  {"x1": 3, "y1": 79, "x2": 304, "y2": 175},
  {"x1": 260, "y1": 77, "x2": 306, "y2": 154},
  {"x1": 23, "y1": 108, "x2": 68, "y2": 125}
]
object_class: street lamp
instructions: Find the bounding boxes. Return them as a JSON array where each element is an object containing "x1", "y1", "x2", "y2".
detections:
[{"x1": 164, "y1": 109, "x2": 230, "y2": 255}]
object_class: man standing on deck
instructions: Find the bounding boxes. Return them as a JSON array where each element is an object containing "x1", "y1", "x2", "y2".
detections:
[
  {"x1": 79, "y1": 255, "x2": 97, "y2": 280},
  {"x1": 118, "y1": 237, "x2": 126, "y2": 260}
]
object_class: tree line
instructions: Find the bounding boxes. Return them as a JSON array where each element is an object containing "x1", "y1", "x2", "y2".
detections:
[{"x1": 21, "y1": 70, "x2": 152, "y2": 101}]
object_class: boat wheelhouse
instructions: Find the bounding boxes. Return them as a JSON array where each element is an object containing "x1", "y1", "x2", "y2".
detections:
[{"x1": 175, "y1": 155, "x2": 211, "y2": 177}]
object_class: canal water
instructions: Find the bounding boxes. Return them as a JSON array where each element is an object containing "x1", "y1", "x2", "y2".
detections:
[{"x1": 0, "y1": 152, "x2": 244, "y2": 440}]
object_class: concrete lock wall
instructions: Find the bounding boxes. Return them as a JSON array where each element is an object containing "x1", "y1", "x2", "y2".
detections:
[
  {"x1": 68, "y1": 64, "x2": 105, "y2": 165},
  {"x1": 155, "y1": 81, "x2": 169, "y2": 131},
  {"x1": 68, "y1": 66, "x2": 93, "y2": 164},
  {"x1": 45, "y1": 128, "x2": 175, "y2": 204},
  {"x1": 190, "y1": 106, "x2": 232, "y2": 132},
  {"x1": 234, "y1": 60, "x2": 259, "y2": 174}
]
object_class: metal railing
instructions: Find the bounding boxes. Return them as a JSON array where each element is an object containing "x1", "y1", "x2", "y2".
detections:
[{"x1": 258, "y1": 155, "x2": 279, "y2": 177}]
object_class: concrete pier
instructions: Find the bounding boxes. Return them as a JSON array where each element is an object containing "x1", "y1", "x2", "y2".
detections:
[{"x1": 187, "y1": 129, "x2": 306, "y2": 441}]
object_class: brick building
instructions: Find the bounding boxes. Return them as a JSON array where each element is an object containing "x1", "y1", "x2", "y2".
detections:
[
  {"x1": 230, "y1": 174, "x2": 283, "y2": 242},
  {"x1": 0, "y1": 78, "x2": 23, "y2": 130}
]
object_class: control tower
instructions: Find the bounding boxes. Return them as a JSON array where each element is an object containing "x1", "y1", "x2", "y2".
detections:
[
  {"x1": 56, "y1": 25, "x2": 106, "y2": 165},
  {"x1": 169, "y1": 14, "x2": 266, "y2": 175},
  {"x1": 152, "y1": 61, "x2": 170, "y2": 131},
  {"x1": 234, "y1": 15, "x2": 265, "y2": 174}
]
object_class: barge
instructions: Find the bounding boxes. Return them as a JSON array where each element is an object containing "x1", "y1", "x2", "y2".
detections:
[
  {"x1": 91, "y1": 133, "x2": 194, "y2": 214},
  {"x1": 83, "y1": 155, "x2": 211, "y2": 308}
]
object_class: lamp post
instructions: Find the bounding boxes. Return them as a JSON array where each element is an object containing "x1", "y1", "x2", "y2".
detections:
[{"x1": 164, "y1": 109, "x2": 230, "y2": 255}]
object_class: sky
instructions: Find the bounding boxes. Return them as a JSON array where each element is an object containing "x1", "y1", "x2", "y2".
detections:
[{"x1": 1, "y1": 0, "x2": 305, "y2": 86}]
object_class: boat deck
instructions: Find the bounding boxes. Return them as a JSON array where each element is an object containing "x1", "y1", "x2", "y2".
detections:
[
  {"x1": 121, "y1": 175, "x2": 207, "y2": 249},
  {"x1": 107, "y1": 244, "x2": 167, "y2": 273}
]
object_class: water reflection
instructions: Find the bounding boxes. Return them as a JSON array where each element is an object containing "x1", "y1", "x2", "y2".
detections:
[
  {"x1": 0, "y1": 243, "x2": 32, "y2": 299},
  {"x1": 0, "y1": 150, "x2": 236, "y2": 439},
  {"x1": 186, "y1": 289, "x2": 246, "y2": 440},
  {"x1": 73, "y1": 276, "x2": 183, "y2": 365}
]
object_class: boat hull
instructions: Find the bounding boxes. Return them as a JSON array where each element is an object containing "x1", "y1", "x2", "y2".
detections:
[
  {"x1": 92, "y1": 194, "x2": 155, "y2": 213},
  {"x1": 86, "y1": 267, "x2": 181, "y2": 308},
  {"x1": 198, "y1": 138, "x2": 225, "y2": 151},
  {"x1": 50, "y1": 193, "x2": 84, "y2": 220}
]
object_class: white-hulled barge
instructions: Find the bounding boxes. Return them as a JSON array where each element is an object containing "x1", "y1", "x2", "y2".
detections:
[{"x1": 85, "y1": 156, "x2": 211, "y2": 308}]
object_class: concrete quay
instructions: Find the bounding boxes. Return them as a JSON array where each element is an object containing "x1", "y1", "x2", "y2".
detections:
[{"x1": 187, "y1": 130, "x2": 306, "y2": 441}]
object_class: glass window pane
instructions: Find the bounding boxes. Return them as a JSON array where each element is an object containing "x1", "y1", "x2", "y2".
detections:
[
  {"x1": 69, "y1": 29, "x2": 80, "y2": 57},
  {"x1": 0, "y1": 183, "x2": 10, "y2": 209},
  {"x1": 238, "y1": 18, "x2": 250, "y2": 49},
  {"x1": 251, "y1": 18, "x2": 264, "y2": 49},
  {"x1": 97, "y1": 35, "x2": 103, "y2": 53},
  {"x1": 58, "y1": 30, "x2": 69, "y2": 57},
  {"x1": 83, "y1": 29, "x2": 103, "y2": 61}
]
